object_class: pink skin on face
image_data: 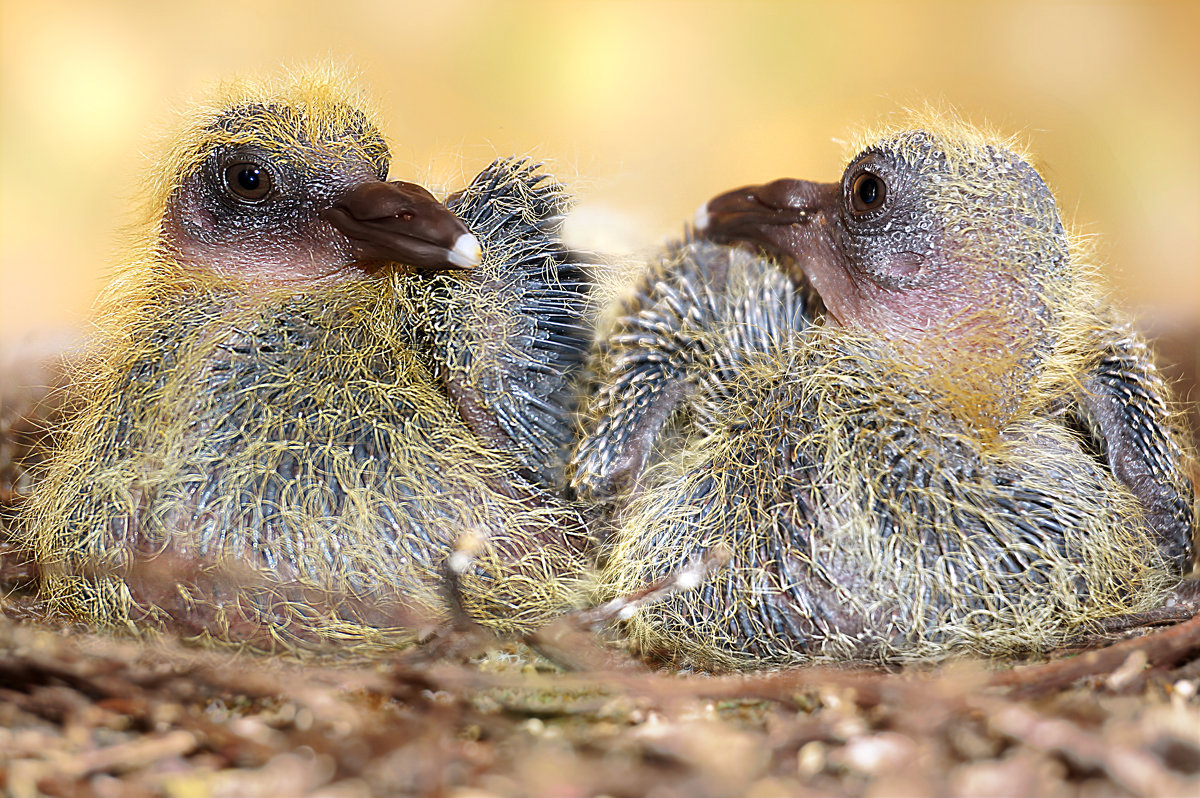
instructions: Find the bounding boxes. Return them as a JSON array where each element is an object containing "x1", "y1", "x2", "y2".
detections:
[{"x1": 161, "y1": 152, "x2": 481, "y2": 291}]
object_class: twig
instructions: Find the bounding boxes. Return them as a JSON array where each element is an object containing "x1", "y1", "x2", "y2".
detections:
[
  {"x1": 523, "y1": 547, "x2": 733, "y2": 672},
  {"x1": 988, "y1": 614, "x2": 1200, "y2": 698}
]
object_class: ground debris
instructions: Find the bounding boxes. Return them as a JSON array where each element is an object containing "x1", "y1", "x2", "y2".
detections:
[{"x1": 1, "y1": 599, "x2": 1198, "y2": 798}]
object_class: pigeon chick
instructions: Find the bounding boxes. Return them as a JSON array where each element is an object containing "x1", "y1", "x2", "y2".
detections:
[
  {"x1": 573, "y1": 116, "x2": 1195, "y2": 669},
  {"x1": 22, "y1": 68, "x2": 593, "y2": 651}
]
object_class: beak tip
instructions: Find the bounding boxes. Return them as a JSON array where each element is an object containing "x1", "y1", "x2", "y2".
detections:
[
  {"x1": 448, "y1": 232, "x2": 483, "y2": 269},
  {"x1": 694, "y1": 203, "x2": 710, "y2": 232}
]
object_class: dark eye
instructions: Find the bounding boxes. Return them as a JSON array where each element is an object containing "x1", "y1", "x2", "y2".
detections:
[
  {"x1": 850, "y1": 171, "x2": 886, "y2": 213},
  {"x1": 224, "y1": 161, "x2": 273, "y2": 202}
]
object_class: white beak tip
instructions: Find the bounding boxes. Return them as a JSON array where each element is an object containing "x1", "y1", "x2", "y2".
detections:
[
  {"x1": 448, "y1": 232, "x2": 483, "y2": 268},
  {"x1": 693, "y1": 203, "x2": 710, "y2": 232}
]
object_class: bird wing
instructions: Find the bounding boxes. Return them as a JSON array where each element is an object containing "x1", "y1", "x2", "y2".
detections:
[
  {"x1": 570, "y1": 238, "x2": 812, "y2": 505},
  {"x1": 421, "y1": 158, "x2": 593, "y2": 490},
  {"x1": 1071, "y1": 316, "x2": 1197, "y2": 571}
]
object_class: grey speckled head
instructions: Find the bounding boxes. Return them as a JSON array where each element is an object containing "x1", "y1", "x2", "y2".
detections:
[
  {"x1": 700, "y1": 126, "x2": 1072, "y2": 427},
  {"x1": 159, "y1": 94, "x2": 480, "y2": 288}
]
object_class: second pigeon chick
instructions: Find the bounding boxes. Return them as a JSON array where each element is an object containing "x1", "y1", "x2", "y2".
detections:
[{"x1": 574, "y1": 117, "x2": 1195, "y2": 669}]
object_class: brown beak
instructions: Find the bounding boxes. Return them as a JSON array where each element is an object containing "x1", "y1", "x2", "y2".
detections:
[
  {"x1": 323, "y1": 180, "x2": 481, "y2": 270},
  {"x1": 697, "y1": 178, "x2": 837, "y2": 261}
]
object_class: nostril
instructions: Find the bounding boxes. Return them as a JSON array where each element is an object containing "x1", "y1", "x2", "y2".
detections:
[
  {"x1": 708, "y1": 185, "x2": 812, "y2": 223},
  {"x1": 738, "y1": 189, "x2": 767, "y2": 210},
  {"x1": 337, "y1": 181, "x2": 437, "y2": 223}
]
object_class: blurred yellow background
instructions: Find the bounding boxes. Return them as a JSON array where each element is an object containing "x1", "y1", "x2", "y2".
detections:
[{"x1": 2, "y1": 0, "x2": 1198, "y2": 348}]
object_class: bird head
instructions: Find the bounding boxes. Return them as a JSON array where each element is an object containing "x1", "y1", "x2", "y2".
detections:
[
  {"x1": 151, "y1": 69, "x2": 480, "y2": 289},
  {"x1": 698, "y1": 118, "x2": 1079, "y2": 430}
]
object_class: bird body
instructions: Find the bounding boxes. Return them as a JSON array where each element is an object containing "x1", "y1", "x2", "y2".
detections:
[
  {"x1": 23, "y1": 69, "x2": 592, "y2": 650},
  {"x1": 575, "y1": 118, "x2": 1196, "y2": 668}
]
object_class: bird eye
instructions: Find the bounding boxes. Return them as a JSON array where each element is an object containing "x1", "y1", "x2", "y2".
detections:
[
  {"x1": 849, "y1": 171, "x2": 886, "y2": 213},
  {"x1": 224, "y1": 161, "x2": 273, "y2": 202}
]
